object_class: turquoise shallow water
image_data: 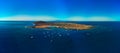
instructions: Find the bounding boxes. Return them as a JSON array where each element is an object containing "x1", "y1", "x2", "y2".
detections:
[{"x1": 0, "y1": 21, "x2": 120, "y2": 53}]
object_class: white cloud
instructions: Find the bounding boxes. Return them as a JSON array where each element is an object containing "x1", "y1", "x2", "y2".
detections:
[
  {"x1": 67, "y1": 16, "x2": 115, "y2": 21},
  {"x1": 0, "y1": 15, "x2": 116, "y2": 21},
  {"x1": 88, "y1": 17, "x2": 114, "y2": 21},
  {"x1": 67, "y1": 16, "x2": 85, "y2": 21},
  {"x1": 0, "y1": 15, "x2": 58, "y2": 21}
]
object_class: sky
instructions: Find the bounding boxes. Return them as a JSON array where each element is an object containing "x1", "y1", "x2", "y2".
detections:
[{"x1": 0, "y1": 0, "x2": 120, "y2": 21}]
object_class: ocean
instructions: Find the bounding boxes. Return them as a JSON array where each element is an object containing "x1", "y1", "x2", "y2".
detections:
[{"x1": 0, "y1": 21, "x2": 120, "y2": 53}]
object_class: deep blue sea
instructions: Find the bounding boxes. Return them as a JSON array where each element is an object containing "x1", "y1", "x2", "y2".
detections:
[{"x1": 0, "y1": 21, "x2": 120, "y2": 53}]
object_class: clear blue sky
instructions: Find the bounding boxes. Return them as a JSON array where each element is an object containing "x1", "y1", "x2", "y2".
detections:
[{"x1": 0, "y1": 0, "x2": 120, "y2": 21}]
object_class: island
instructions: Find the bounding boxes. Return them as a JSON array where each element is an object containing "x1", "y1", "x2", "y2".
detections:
[{"x1": 27, "y1": 21, "x2": 93, "y2": 30}]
